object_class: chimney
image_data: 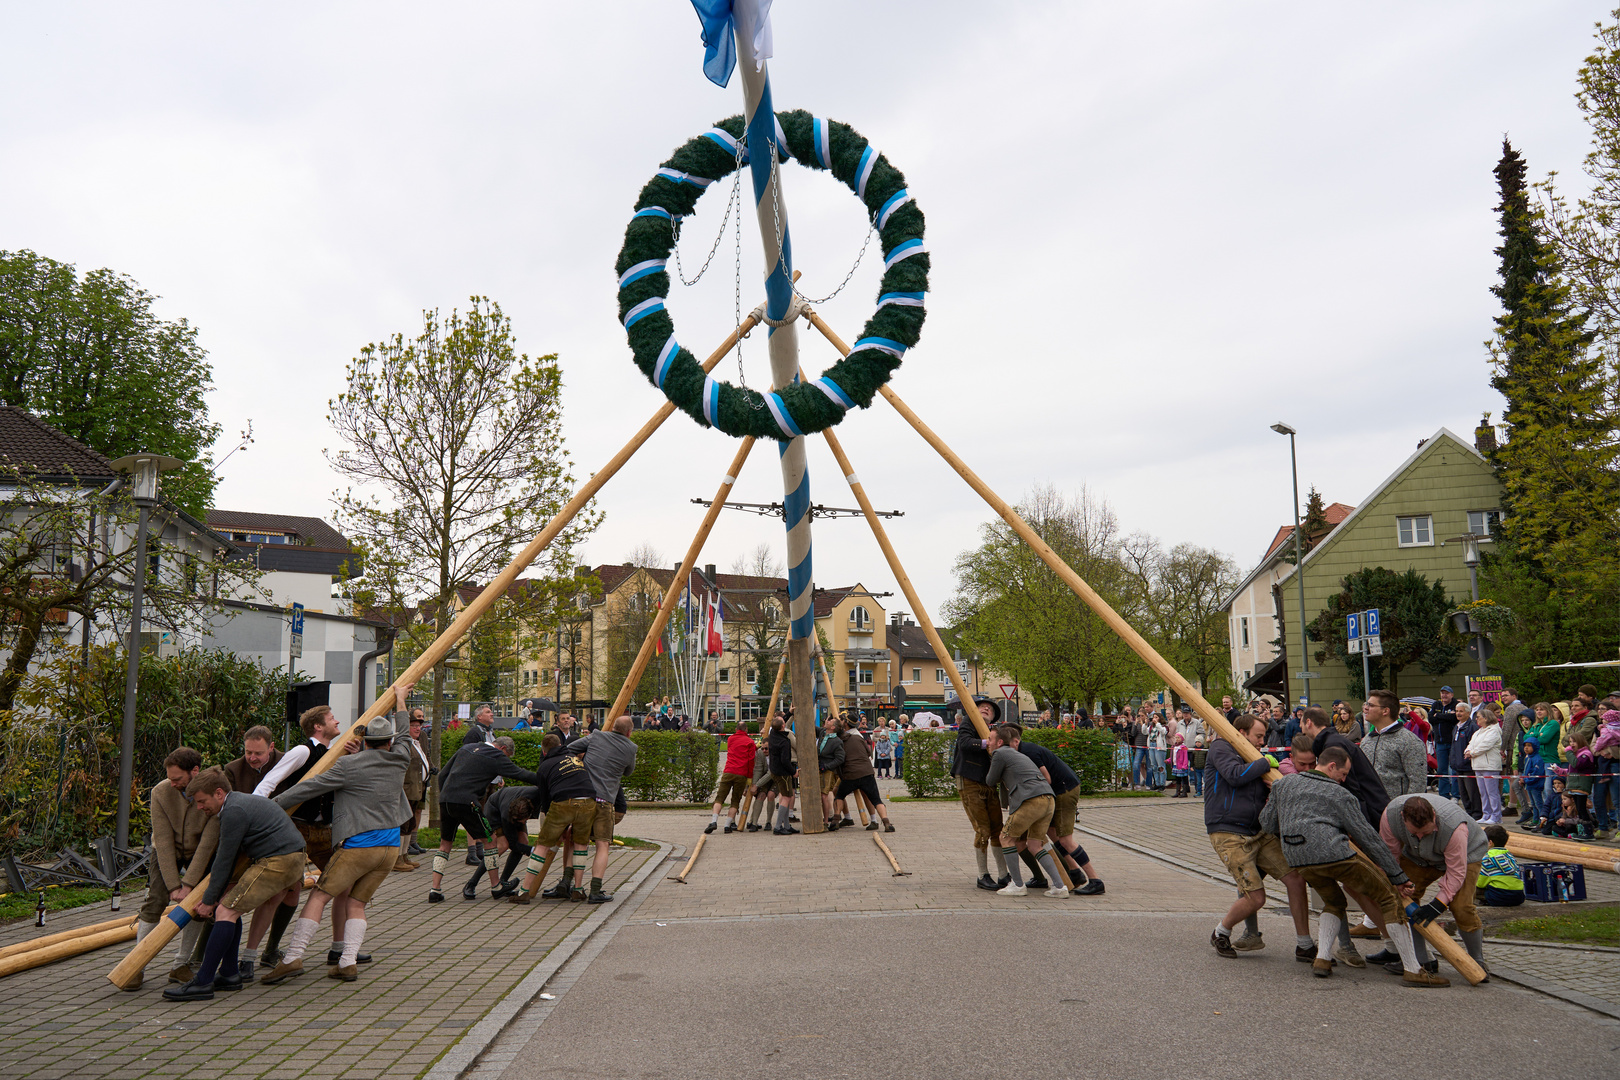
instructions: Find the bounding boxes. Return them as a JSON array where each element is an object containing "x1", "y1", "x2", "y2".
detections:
[{"x1": 1475, "y1": 413, "x2": 1497, "y2": 455}]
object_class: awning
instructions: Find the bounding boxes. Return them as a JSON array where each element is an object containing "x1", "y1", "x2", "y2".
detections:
[{"x1": 1244, "y1": 654, "x2": 1287, "y2": 697}]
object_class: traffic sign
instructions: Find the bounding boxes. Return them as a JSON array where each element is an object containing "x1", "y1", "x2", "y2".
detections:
[
  {"x1": 290, "y1": 602, "x2": 305, "y2": 659},
  {"x1": 1346, "y1": 613, "x2": 1360, "y2": 640},
  {"x1": 1347, "y1": 637, "x2": 1362, "y2": 654},
  {"x1": 1366, "y1": 635, "x2": 1383, "y2": 657},
  {"x1": 1295, "y1": 671, "x2": 1320, "y2": 678},
  {"x1": 999, "y1": 683, "x2": 1018, "y2": 700},
  {"x1": 1364, "y1": 608, "x2": 1381, "y2": 636}
]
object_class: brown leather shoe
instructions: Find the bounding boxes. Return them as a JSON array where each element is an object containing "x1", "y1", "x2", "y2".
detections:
[
  {"x1": 1311, "y1": 958, "x2": 1333, "y2": 978},
  {"x1": 509, "y1": 894, "x2": 532, "y2": 905},
  {"x1": 1348, "y1": 924, "x2": 1382, "y2": 939},
  {"x1": 392, "y1": 858, "x2": 418, "y2": 872},
  {"x1": 167, "y1": 964, "x2": 193, "y2": 984},
  {"x1": 260, "y1": 959, "x2": 305, "y2": 985},
  {"x1": 328, "y1": 964, "x2": 358, "y2": 982},
  {"x1": 1403, "y1": 967, "x2": 1451, "y2": 988}
]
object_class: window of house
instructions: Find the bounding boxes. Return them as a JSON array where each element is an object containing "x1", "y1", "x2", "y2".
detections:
[
  {"x1": 717, "y1": 667, "x2": 730, "y2": 683},
  {"x1": 1467, "y1": 510, "x2": 1502, "y2": 536},
  {"x1": 912, "y1": 667, "x2": 921, "y2": 683},
  {"x1": 859, "y1": 668, "x2": 873, "y2": 685},
  {"x1": 847, "y1": 668, "x2": 858, "y2": 692},
  {"x1": 573, "y1": 664, "x2": 582, "y2": 683},
  {"x1": 850, "y1": 605, "x2": 869, "y2": 629},
  {"x1": 572, "y1": 629, "x2": 583, "y2": 645},
  {"x1": 1396, "y1": 514, "x2": 1433, "y2": 547},
  {"x1": 746, "y1": 667, "x2": 757, "y2": 683},
  {"x1": 935, "y1": 667, "x2": 946, "y2": 682},
  {"x1": 1240, "y1": 617, "x2": 1250, "y2": 649}
]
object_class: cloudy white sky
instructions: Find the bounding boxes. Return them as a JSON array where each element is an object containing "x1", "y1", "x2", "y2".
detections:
[{"x1": 0, "y1": 2, "x2": 1604, "y2": 614}]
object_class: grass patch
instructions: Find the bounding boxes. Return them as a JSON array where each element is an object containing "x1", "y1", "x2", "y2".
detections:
[
  {"x1": 0, "y1": 878, "x2": 146, "y2": 923},
  {"x1": 1493, "y1": 906, "x2": 1620, "y2": 947}
]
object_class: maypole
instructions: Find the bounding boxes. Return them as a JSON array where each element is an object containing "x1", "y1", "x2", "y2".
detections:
[{"x1": 696, "y1": 0, "x2": 824, "y2": 829}]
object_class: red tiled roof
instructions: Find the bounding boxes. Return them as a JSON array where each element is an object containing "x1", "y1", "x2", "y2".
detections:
[{"x1": 1262, "y1": 502, "x2": 1355, "y2": 560}]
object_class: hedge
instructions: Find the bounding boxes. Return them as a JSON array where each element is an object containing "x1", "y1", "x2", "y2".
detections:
[
  {"x1": 438, "y1": 727, "x2": 720, "y2": 803},
  {"x1": 900, "y1": 726, "x2": 1118, "y2": 799}
]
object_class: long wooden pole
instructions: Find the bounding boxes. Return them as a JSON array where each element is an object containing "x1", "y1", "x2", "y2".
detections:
[
  {"x1": 674, "y1": 834, "x2": 706, "y2": 883},
  {"x1": 603, "y1": 438, "x2": 758, "y2": 724},
  {"x1": 105, "y1": 316, "x2": 765, "y2": 990},
  {"x1": 1507, "y1": 839, "x2": 1620, "y2": 874},
  {"x1": 813, "y1": 419, "x2": 987, "y2": 739},
  {"x1": 763, "y1": 652, "x2": 788, "y2": 721},
  {"x1": 4, "y1": 923, "x2": 135, "y2": 979},
  {"x1": 873, "y1": 832, "x2": 909, "y2": 875},
  {"x1": 1508, "y1": 834, "x2": 1620, "y2": 862},
  {"x1": 813, "y1": 649, "x2": 869, "y2": 826},
  {"x1": 808, "y1": 314, "x2": 1479, "y2": 967},
  {"x1": 0, "y1": 914, "x2": 136, "y2": 961}
]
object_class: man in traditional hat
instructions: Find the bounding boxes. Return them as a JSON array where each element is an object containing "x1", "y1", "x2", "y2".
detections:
[{"x1": 953, "y1": 695, "x2": 1009, "y2": 890}]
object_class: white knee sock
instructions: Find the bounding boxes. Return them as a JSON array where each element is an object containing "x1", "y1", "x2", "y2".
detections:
[
  {"x1": 1316, "y1": 911, "x2": 1341, "y2": 961},
  {"x1": 975, "y1": 848, "x2": 989, "y2": 877},
  {"x1": 1387, "y1": 922, "x2": 1419, "y2": 972},
  {"x1": 1362, "y1": 913, "x2": 1377, "y2": 929},
  {"x1": 339, "y1": 919, "x2": 365, "y2": 967},
  {"x1": 281, "y1": 916, "x2": 320, "y2": 964}
]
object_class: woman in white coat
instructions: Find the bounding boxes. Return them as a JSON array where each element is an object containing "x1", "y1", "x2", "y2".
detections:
[{"x1": 1465, "y1": 705, "x2": 1505, "y2": 824}]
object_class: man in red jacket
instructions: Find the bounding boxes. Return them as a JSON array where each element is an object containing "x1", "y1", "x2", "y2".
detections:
[{"x1": 708, "y1": 723, "x2": 758, "y2": 834}]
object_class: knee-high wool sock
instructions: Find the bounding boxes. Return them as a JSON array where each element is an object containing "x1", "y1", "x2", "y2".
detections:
[
  {"x1": 339, "y1": 919, "x2": 365, "y2": 967},
  {"x1": 1035, "y1": 846, "x2": 1063, "y2": 884},
  {"x1": 216, "y1": 921, "x2": 242, "y2": 980},
  {"x1": 990, "y1": 847, "x2": 1008, "y2": 878},
  {"x1": 1459, "y1": 928, "x2": 1486, "y2": 964},
  {"x1": 1387, "y1": 922, "x2": 1420, "y2": 972},
  {"x1": 1019, "y1": 849, "x2": 1044, "y2": 880},
  {"x1": 281, "y1": 916, "x2": 320, "y2": 965},
  {"x1": 974, "y1": 848, "x2": 989, "y2": 878},
  {"x1": 175, "y1": 918, "x2": 206, "y2": 967},
  {"x1": 263, "y1": 900, "x2": 297, "y2": 956},
  {"x1": 776, "y1": 805, "x2": 790, "y2": 830},
  {"x1": 1002, "y1": 848, "x2": 1023, "y2": 886},
  {"x1": 135, "y1": 918, "x2": 156, "y2": 946},
  {"x1": 194, "y1": 920, "x2": 240, "y2": 986},
  {"x1": 1316, "y1": 911, "x2": 1341, "y2": 962},
  {"x1": 503, "y1": 846, "x2": 529, "y2": 882}
]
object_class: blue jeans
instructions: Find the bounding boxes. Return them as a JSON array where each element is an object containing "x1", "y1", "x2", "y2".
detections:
[
  {"x1": 1132, "y1": 748, "x2": 1150, "y2": 787},
  {"x1": 1191, "y1": 768, "x2": 1204, "y2": 797},
  {"x1": 1148, "y1": 748, "x2": 1166, "y2": 788},
  {"x1": 1434, "y1": 742, "x2": 1453, "y2": 798},
  {"x1": 1525, "y1": 780, "x2": 1546, "y2": 822},
  {"x1": 1543, "y1": 771, "x2": 1560, "y2": 821},
  {"x1": 1593, "y1": 759, "x2": 1616, "y2": 830}
]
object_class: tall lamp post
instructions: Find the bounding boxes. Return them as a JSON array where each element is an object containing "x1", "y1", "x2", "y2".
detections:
[
  {"x1": 1270, "y1": 423, "x2": 1311, "y2": 706},
  {"x1": 109, "y1": 453, "x2": 185, "y2": 850},
  {"x1": 1447, "y1": 533, "x2": 1492, "y2": 677}
]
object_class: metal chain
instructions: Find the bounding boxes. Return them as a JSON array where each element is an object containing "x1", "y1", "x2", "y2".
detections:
[
  {"x1": 766, "y1": 138, "x2": 875, "y2": 306},
  {"x1": 671, "y1": 136, "x2": 744, "y2": 287}
]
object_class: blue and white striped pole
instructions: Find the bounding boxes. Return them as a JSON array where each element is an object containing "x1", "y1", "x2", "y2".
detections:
[{"x1": 731, "y1": 14, "x2": 824, "y2": 829}]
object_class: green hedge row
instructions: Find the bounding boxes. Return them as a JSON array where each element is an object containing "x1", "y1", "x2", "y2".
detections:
[
  {"x1": 899, "y1": 727, "x2": 1117, "y2": 798},
  {"x1": 438, "y1": 727, "x2": 720, "y2": 803}
]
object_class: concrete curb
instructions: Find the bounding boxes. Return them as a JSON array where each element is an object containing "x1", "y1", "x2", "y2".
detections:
[
  {"x1": 1488, "y1": 964, "x2": 1620, "y2": 1021},
  {"x1": 422, "y1": 841, "x2": 674, "y2": 1080}
]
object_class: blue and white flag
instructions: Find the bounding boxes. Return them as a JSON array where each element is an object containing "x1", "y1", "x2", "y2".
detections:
[{"x1": 688, "y1": 0, "x2": 773, "y2": 87}]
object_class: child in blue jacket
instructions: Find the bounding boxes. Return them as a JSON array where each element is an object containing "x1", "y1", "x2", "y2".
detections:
[{"x1": 1521, "y1": 737, "x2": 1547, "y2": 828}]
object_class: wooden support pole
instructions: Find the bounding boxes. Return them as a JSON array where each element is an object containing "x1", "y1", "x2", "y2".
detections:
[
  {"x1": 811, "y1": 414, "x2": 989, "y2": 740},
  {"x1": 1508, "y1": 833, "x2": 1620, "y2": 863},
  {"x1": 4, "y1": 923, "x2": 137, "y2": 979},
  {"x1": 0, "y1": 914, "x2": 137, "y2": 961},
  {"x1": 107, "y1": 315, "x2": 767, "y2": 990},
  {"x1": 1507, "y1": 839, "x2": 1620, "y2": 875},
  {"x1": 1414, "y1": 921, "x2": 1489, "y2": 984},
  {"x1": 873, "y1": 832, "x2": 909, "y2": 876},
  {"x1": 1048, "y1": 847, "x2": 1076, "y2": 891},
  {"x1": 764, "y1": 652, "x2": 788, "y2": 721},
  {"x1": 675, "y1": 834, "x2": 707, "y2": 883},
  {"x1": 815, "y1": 648, "x2": 843, "y2": 724},
  {"x1": 789, "y1": 637, "x2": 823, "y2": 833},
  {"x1": 603, "y1": 439, "x2": 758, "y2": 724}
]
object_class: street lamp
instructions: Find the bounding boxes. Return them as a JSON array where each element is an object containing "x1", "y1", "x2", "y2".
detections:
[
  {"x1": 108, "y1": 453, "x2": 185, "y2": 851},
  {"x1": 1270, "y1": 423, "x2": 1310, "y2": 706},
  {"x1": 1443, "y1": 533, "x2": 1492, "y2": 676}
]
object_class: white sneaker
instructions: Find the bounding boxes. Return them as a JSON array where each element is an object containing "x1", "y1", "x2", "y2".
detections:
[
  {"x1": 1045, "y1": 885, "x2": 1069, "y2": 898},
  {"x1": 997, "y1": 882, "x2": 1027, "y2": 896}
]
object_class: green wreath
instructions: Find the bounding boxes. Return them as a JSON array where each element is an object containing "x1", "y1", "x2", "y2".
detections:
[{"x1": 614, "y1": 110, "x2": 928, "y2": 440}]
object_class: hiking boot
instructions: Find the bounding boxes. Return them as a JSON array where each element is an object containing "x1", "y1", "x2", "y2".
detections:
[
  {"x1": 1210, "y1": 930, "x2": 1238, "y2": 958},
  {"x1": 703, "y1": 821, "x2": 717, "y2": 834},
  {"x1": 976, "y1": 874, "x2": 1000, "y2": 891},
  {"x1": 826, "y1": 818, "x2": 840, "y2": 832},
  {"x1": 997, "y1": 882, "x2": 1027, "y2": 897},
  {"x1": 1334, "y1": 945, "x2": 1366, "y2": 968},
  {"x1": 1072, "y1": 880, "x2": 1105, "y2": 896},
  {"x1": 167, "y1": 964, "x2": 194, "y2": 984},
  {"x1": 1312, "y1": 958, "x2": 1333, "y2": 978},
  {"x1": 839, "y1": 817, "x2": 855, "y2": 828},
  {"x1": 393, "y1": 857, "x2": 418, "y2": 872},
  {"x1": 864, "y1": 821, "x2": 879, "y2": 831},
  {"x1": 329, "y1": 964, "x2": 359, "y2": 981},
  {"x1": 260, "y1": 959, "x2": 305, "y2": 985},
  {"x1": 1295, "y1": 945, "x2": 1317, "y2": 963},
  {"x1": 162, "y1": 978, "x2": 215, "y2": 1001},
  {"x1": 1403, "y1": 967, "x2": 1450, "y2": 988},
  {"x1": 587, "y1": 889, "x2": 614, "y2": 904},
  {"x1": 1233, "y1": 932, "x2": 1265, "y2": 952}
]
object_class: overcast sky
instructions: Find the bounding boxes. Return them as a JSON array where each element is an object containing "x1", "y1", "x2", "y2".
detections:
[{"x1": 0, "y1": 1, "x2": 1604, "y2": 616}]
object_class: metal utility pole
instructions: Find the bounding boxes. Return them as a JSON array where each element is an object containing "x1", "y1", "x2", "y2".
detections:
[{"x1": 1271, "y1": 423, "x2": 1310, "y2": 706}]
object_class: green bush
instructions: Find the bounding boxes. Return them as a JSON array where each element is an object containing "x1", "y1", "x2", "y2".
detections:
[
  {"x1": 438, "y1": 727, "x2": 719, "y2": 803},
  {"x1": 1019, "y1": 728, "x2": 1117, "y2": 794},
  {"x1": 901, "y1": 730, "x2": 957, "y2": 797}
]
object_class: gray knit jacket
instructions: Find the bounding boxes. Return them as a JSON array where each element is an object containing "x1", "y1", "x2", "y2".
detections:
[
  {"x1": 1259, "y1": 769, "x2": 1408, "y2": 884},
  {"x1": 1362, "y1": 722, "x2": 1428, "y2": 799}
]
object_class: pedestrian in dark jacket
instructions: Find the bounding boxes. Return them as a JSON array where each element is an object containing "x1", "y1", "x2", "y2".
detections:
[
  {"x1": 430, "y1": 736, "x2": 539, "y2": 903},
  {"x1": 833, "y1": 719, "x2": 893, "y2": 832},
  {"x1": 1203, "y1": 714, "x2": 1310, "y2": 958},
  {"x1": 953, "y1": 697, "x2": 1008, "y2": 889},
  {"x1": 1449, "y1": 701, "x2": 1482, "y2": 818},
  {"x1": 816, "y1": 725, "x2": 846, "y2": 825},
  {"x1": 767, "y1": 717, "x2": 799, "y2": 835},
  {"x1": 1303, "y1": 707, "x2": 1389, "y2": 828}
]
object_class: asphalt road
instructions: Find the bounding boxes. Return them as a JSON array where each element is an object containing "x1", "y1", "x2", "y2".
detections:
[{"x1": 496, "y1": 909, "x2": 1620, "y2": 1080}]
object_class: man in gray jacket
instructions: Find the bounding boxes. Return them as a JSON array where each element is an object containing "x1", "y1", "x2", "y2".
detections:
[
  {"x1": 1361, "y1": 689, "x2": 1428, "y2": 800},
  {"x1": 263, "y1": 705, "x2": 413, "y2": 985},
  {"x1": 984, "y1": 724, "x2": 1068, "y2": 898},
  {"x1": 1260, "y1": 745, "x2": 1447, "y2": 988},
  {"x1": 568, "y1": 716, "x2": 638, "y2": 902}
]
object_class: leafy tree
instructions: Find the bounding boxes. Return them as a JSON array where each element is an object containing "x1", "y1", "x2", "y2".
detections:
[
  {"x1": 600, "y1": 553, "x2": 675, "y2": 711},
  {"x1": 0, "y1": 250, "x2": 221, "y2": 515},
  {"x1": 946, "y1": 485, "x2": 1151, "y2": 714},
  {"x1": 1122, "y1": 539, "x2": 1240, "y2": 701},
  {"x1": 1483, "y1": 132, "x2": 1620, "y2": 691},
  {"x1": 328, "y1": 298, "x2": 599, "y2": 809},
  {"x1": 728, "y1": 543, "x2": 786, "y2": 700},
  {"x1": 1305, "y1": 567, "x2": 1461, "y2": 698}
]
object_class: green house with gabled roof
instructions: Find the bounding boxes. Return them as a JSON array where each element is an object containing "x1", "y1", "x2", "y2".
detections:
[{"x1": 1270, "y1": 426, "x2": 1503, "y2": 708}]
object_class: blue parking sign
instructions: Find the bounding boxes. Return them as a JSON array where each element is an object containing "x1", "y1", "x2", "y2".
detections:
[
  {"x1": 1365, "y1": 608, "x2": 1380, "y2": 637},
  {"x1": 1346, "y1": 613, "x2": 1360, "y2": 640}
]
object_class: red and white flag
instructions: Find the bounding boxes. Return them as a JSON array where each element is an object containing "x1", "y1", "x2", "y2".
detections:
[{"x1": 705, "y1": 593, "x2": 725, "y2": 655}]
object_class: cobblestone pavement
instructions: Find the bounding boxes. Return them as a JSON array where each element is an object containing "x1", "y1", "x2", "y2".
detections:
[{"x1": 0, "y1": 844, "x2": 654, "y2": 1080}]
